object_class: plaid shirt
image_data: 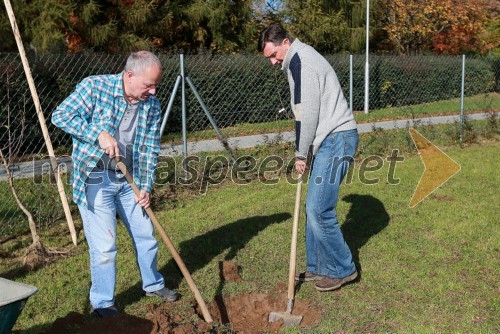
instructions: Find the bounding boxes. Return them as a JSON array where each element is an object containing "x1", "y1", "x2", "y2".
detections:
[{"x1": 52, "y1": 73, "x2": 161, "y2": 207}]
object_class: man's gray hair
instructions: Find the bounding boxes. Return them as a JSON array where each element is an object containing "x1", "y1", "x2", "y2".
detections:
[{"x1": 124, "y1": 51, "x2": 162, "y2": 74}]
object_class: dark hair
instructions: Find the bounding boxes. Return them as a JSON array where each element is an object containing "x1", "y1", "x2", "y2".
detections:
[{"x1": 257, "y1": 23, "x2": 293, "y2": 52}]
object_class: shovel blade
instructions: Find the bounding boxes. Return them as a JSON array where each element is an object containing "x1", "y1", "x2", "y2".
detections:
[{"x1": 269, "y1": 311, "x2": 303, "y2": 326}]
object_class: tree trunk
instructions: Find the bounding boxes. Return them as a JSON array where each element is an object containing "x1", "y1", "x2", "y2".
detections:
[{"x1": 0, "y1": 150, "x2": 41, "y2": 246}]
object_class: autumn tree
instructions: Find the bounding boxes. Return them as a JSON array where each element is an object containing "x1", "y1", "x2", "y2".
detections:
[
  {"x1": 382, "y1": 0, "x2": 489, "y2": 54},
  {"x1": 480, "y1": 0, "x2": 500, "y2": 55}
]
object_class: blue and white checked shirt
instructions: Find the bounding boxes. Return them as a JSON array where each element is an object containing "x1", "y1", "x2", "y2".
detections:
[{"x1": 52, "y1": 73, "x2": 162, "y2": 207}]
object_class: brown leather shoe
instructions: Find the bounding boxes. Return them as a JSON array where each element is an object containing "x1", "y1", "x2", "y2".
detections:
[
  {"x1": 295, "y1": 272, "x2": 324, "y2": 282},
  {"x1": 314, "y1": 270, "x2": 358, "y2": 291}
]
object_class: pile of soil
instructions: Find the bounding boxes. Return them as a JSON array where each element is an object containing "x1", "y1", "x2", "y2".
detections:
[{"x1": 43, "y1": 261, "x2": 321, "y2": 333}]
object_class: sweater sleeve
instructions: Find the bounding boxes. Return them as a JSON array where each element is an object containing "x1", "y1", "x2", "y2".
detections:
[{"x1": 289, "y1": 54, "x2": 320, "y2": 158}]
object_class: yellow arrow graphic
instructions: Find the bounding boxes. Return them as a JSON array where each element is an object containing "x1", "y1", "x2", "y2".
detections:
[{"x1": 409, "y1": 128, "x2": 461, "y2": 208}]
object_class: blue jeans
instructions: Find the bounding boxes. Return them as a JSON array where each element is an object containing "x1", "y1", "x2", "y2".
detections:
[
  {"x1": 305, "y1": 129, "x2": 358, "y2": 279},
  {"x1": 78, "y1": 170, "x2": 164, "y2": 309}
]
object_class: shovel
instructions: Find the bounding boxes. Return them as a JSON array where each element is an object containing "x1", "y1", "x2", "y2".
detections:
[
  {"x1": 269, "y1": 175, "x2": 303, "y2": 326},
  {"x1": 115, "y1": 160, "x2": 213, "y2": 323}
]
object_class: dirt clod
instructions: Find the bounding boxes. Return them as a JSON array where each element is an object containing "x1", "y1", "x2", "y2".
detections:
[{"x1": 219, "y1": 261, "x2": 243, "y2": 282}]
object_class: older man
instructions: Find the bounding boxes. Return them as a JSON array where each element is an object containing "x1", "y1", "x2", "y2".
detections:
[{"x1": 52, "y1": 51, "x2": 179, "y2": 318}]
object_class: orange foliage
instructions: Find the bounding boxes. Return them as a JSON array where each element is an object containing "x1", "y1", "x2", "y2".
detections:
[{"x1": 383, "y1": 0, "x2": 488, "y2": 54}]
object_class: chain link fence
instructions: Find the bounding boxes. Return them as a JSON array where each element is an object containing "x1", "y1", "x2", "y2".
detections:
[{"x1": 1, "y1": 52, "x2": 499, "y2": 238}]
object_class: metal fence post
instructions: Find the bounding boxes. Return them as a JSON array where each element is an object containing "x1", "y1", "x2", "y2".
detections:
[
  {"x1": 186, "y1": 77, "x2": 236, "y2": 164},
  {"x1": 160, "y1": 75, "x2": 181, "y2": 138},
  {"x1": 350, "y1": 54, "x2": 353, "y2": 113},
  {"x1": 460, "y1": 54, "x2": 466, "y2": 144},
  {"x1": 364, "y1": 0, "x2": 370, "y2": 114},
  {"x1": 180, "y1": 54, "x2": 188, "y2": 175}
]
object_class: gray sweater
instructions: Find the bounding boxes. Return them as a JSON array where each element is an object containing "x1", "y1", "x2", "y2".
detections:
[{"x1": 281, "y1": 39, "x2": 357, "y2": 158}]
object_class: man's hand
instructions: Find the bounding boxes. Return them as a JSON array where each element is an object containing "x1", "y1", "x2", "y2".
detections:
[
  {"x1": 135, "y1": 190, "x2": 151, "y2": 209},
  {"x1": 295, "y1": 157, "x2": 306, "y2": 175},
  {"x1": 98, "y1": 131, "x2": 120, "y2": 159}
]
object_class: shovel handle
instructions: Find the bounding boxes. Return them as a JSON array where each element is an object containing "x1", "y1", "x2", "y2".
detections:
[
  {"x1": 287, "y1": 175, "x2": 302, "y2": 302},
  {"x1": 115, "y1": 161, "x2": 213, "y2": 323}
]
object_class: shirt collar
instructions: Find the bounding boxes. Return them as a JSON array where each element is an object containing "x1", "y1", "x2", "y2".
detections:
[
  {"x1": 113, "y1": 72, "x2": 125, "y2": 99},
  {"x1": 281, "y1": 39, "x2": 306, "y2": 71}
]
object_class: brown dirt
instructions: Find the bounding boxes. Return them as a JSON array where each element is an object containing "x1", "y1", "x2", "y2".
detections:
[
  {"x1": 23, "y1": 243, "x2": 72, "y2": 271},
  {"x1": 219, "y1": 261, "x2": 243, "y2": 282},
  {"x1": 43, "y1": 261, "x2": 322, "y2": 333}
]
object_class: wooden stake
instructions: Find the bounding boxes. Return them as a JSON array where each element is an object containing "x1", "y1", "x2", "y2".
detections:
[{"x1": 3, "y1": 0, "x2": 77, "y2": 246}]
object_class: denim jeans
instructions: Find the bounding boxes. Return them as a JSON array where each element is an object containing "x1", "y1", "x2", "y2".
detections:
[
  {"x1": 78, "y1": 170, "x2": 164, "y2": 309},
  {"x1": 305, "y1": 129, "x2": 358, "y2": 279}
]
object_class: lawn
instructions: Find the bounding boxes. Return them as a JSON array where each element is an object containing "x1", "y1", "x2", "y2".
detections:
[
  {"x1": 2, "y1": 140, "x2": 498, "y2": 333},
  {"x1": 160, "y1": 92, "x2": 500, "y2": 144}
]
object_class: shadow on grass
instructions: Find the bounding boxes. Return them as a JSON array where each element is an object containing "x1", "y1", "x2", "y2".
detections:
[
  {"x1": 341, "y1": 194, "x2": 390, "y2": 275},
  {"x1": 115, "y1": 212, "x2": 291, "y2": 308},
  {"x1": 0, "y1": 266, "x2": 30, "y2": 282},
  {"x1": 15, "y1": 311, "x2": 155, "y2": 334}
]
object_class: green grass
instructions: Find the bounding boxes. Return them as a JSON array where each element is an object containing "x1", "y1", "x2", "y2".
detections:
[
  {"x1": 161, "y1": 92, "x2": 500, "y2": 144},
  {"x1": 353, "y1": 92, "x2": 500, "y2": 123},
  {"x1": 2, "y1": 141, "x2": 498, "y2": 333},
  {"x1": 160, "y1": 119, "x2": 293, "y2": 143}
]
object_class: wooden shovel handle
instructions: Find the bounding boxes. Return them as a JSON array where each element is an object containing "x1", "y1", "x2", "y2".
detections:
[
  {"x1": 288, "y1": 175, "x2": 302, "y2": 300},
  {"x1": 115, "y1": 161, "x2": 213, "y2": 323}
]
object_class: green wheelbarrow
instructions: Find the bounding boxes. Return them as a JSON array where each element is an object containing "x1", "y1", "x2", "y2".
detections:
[{"x1": 0, "y1": 278, "x2": 38, "y2": 334}]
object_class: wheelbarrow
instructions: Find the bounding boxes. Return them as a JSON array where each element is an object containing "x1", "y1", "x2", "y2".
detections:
[{"x1": 0, "y1": 277, "x2": 38, "y2": 334}]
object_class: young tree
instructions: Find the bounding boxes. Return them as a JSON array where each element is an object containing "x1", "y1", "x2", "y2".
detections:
[
  {"x1": 1, "y1": 69, "x2": 48, "y2": 269},
  {"x1": 1, "y1": 65, "x2": 71, "y2": 269}
]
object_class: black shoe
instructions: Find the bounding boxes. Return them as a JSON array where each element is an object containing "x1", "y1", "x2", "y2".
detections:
[
  {"x1": 91, "y1": 305, "x2": 120, "y2": 318},
  {"x1": 145, "y1": 287, "x2": 180, "y2": 302}
]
